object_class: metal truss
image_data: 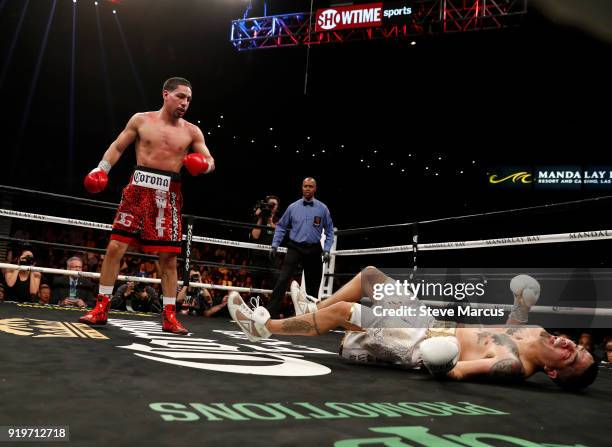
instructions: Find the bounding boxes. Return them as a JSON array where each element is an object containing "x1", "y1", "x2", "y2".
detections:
[{"x1": 230, "y1": 0, "x2": 527, "y2": 51}]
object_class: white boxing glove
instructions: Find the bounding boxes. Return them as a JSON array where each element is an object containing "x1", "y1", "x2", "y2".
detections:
[
  {"x1": 509, "y1": 274, "x2": 541, "y2": 323},
  {"x1": 419, "y1": 336, "x2": 460, "y2": 377},
  {"x1": 510, "y1": 274, "x2": 541, "y2": 306}
]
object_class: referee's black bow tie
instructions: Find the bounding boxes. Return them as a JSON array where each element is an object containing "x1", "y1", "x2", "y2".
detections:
[{"x1": 303, "y1": 200, "x2": 314, "y2": 206}]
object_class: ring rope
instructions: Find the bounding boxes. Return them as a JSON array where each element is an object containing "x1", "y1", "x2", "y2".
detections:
[
  {"x1": 191, "y1": 235, "x2": 286, "y2": 253},
  {"x1": 0, "y1": 208, "x2": 112, "y2": 231},
  {"x1": 0, "y1": 185, "x2": 272, "y2": 230},
  {"x1": 5, "y1": 263, "x2": 610, "y2": 316},
  {"x1": 327, "y1": 271, "x2": 612, "y2": 279},
  {"x1": 4, "y1": 208, "x2": 611, "y2": 256},
  {"x1": 0, "y1": 184, "x2": 118, "y2": 210},
  {"x1": 4, "y1": 208, "x2": 610, "y2": 256},
  {"x1": 335, "y1": 229, "x2": 612, "y2": 256},
  {"x1": 0, "y1": 209, "x2": 287, "y2": 253},
  {"x1": 5, "y1": 184, "x2": 612, "y2": 238},
  {"x1": 335, "y1": 194, "x2": 612, "y2": 235},
  {"x1": 0, "y1": 263, "x2": 274, "y2": 295},
  {"x1": 0, "y1": 235, "x2": 281, "y2": 274}
]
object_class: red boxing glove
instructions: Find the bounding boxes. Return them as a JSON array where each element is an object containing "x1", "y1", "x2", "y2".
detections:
[
  {"x1": 183, "y1": 153, "x2": 211, "y2": 176},
  {"x1": 84, "y1": 168, "x2": 108, "y2": 194}
]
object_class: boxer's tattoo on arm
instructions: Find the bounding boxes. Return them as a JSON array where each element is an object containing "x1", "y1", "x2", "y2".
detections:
[
  {"x1": 282, "y1": 319, "x2": 313, "y2": 334},
  {"x1": 490, "y1": 358, "x2": 524, "y2": 379}
]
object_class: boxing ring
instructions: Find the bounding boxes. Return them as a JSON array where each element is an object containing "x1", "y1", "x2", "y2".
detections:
[{"x1": 1, "y1": 184, "x2": 612, "y2": 446}]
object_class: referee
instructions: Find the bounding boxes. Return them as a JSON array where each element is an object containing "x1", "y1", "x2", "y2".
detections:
[{"x1": 268, "y1": 177, "x2": 334, "y2": 317}]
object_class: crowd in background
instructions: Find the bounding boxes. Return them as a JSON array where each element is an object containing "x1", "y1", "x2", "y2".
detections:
[{"x1": 0, "y1": 223, "x2": 298, "y2": 318}]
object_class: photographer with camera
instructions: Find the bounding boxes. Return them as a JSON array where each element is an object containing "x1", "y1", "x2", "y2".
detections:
[
  {"x1": 2, "y1": 247, "x2": 41, "y2": 303},
  {"x1": 177, "y1": 268, "x2": 228, "y2": 317},
  {"x1": 249, "y1": 195, "x2": 280, "y2": 289},
  {"x1": 112, "y1": 281, "x2": 161, "y2": 313},
  {"x1": 251, "y1": 195, "x2": 280, "y2": 243}
]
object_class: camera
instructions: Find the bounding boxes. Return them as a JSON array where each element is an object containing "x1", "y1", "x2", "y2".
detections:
[
  {"x1": 254, "y1": 199, "x2": 273, "y2": 215},
  {"x1": 254, "y1": 199, "x2": 273, "y2": 219},
  {"x1": 134, "y1": 283, "x2": 147, "y2": 293},
  {"x1": 19, "y1": 255, "x2": 35, "y2": 266},
  {"x1": 189, "y1": 273, "x2": 200, "y2": 282}
]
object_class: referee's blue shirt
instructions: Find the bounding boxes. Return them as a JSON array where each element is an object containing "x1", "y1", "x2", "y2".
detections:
[{"x1": 272, "y1": 198, "x2": 334, "y2": 252}]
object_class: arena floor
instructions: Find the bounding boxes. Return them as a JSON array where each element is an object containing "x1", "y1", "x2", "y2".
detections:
[{"x1": 2, "y1": 301, "x2": 611, "y2": 446}]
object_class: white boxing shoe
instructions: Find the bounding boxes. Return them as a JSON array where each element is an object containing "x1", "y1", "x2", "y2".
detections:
[
  {"x1": 227, "y1": 292, "x2": 272, "y2": 342},
  {"x1": 290, "y1": 281, "x2": 319, "y2": 316}
]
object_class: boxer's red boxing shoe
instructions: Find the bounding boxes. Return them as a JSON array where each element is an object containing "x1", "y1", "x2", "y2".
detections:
[
  {"x1": 162, "y1": 304, "x2": 188, "y2": 335},
  {"x1": 79, "y1": 294, "x2": 110, "y2": 325}
]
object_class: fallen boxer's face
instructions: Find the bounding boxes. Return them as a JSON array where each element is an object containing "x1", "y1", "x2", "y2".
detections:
[{"x1": 542, "y1": 335, "x2": 594, "y2": 378}]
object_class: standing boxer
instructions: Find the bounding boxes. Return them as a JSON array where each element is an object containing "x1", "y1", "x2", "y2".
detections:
[{"x1": 80, "y1": 77, "x2": 214, "y2": 334}]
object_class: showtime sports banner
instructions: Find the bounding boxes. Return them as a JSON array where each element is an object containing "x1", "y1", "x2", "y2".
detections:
[{"x1": 315, "y1": 2, "x2": 413, "y2": 32}]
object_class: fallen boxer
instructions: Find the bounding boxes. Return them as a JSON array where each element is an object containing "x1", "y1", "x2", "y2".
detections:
[{"x1": 228, "y1": 266, "x2": 597, "y2": 390}]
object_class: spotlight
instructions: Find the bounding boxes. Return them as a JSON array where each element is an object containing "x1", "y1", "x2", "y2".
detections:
[{"x1": 112, "y1": 10, "x2": 116, "y2": 14}]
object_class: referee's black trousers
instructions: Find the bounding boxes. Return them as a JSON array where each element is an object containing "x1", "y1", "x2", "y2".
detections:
[{"x1": 268, "y1": 241, "x2": 322, "y2": 318}]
